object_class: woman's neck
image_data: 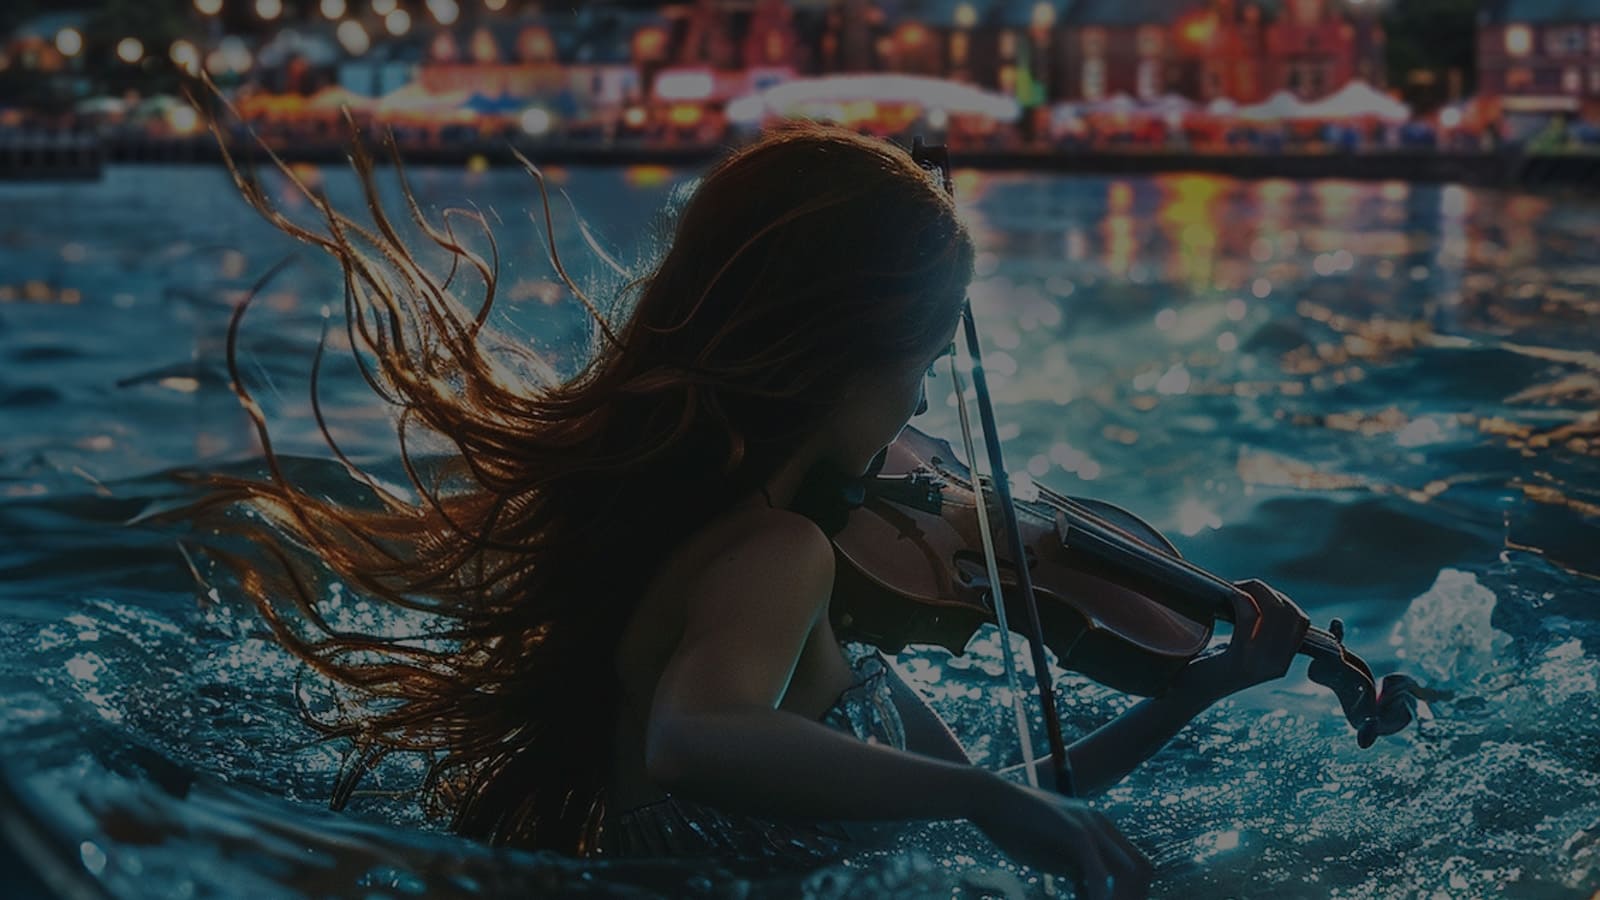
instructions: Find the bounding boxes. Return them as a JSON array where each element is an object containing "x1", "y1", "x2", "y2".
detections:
[{"x1": 736, "y1": 436, "x2": 830, "y2": 513}]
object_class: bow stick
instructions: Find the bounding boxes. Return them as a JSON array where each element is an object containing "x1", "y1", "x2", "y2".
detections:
[{"x1": 909, "y1": 137, "x2": 1077, "y2": 800}]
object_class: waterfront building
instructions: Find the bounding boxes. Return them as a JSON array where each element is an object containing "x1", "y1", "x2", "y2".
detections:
[
  {"x1": 676, "y1": 0, "x2": 740, "y2": 69},
  {"x1": 1, "y1": 11, "x2": 94, "y2": 111},
  {"x1": 820, "y1": 0, "x2": 882, "y2": 72},
  {"x1": 1477, "y1": 0, "x2": 1600, "y2": 122},
  {"x1": 743, "y1": 0, "x2": 805, "y2": 70},
  {"x1": 1058, "y1": 0, "x2": 1384, "y2": 104},
  {"x1": 332, "y1": 9, "x2": 653, "y2": 139}
]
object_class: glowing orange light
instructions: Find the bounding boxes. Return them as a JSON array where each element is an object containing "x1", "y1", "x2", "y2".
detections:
[
  {"x1": 1180, "y1": 13, "x2": 1217, "y2": 47},
  {"x1": 1505, "y1": 25, "x2": 1531, "y2": 57},
  {"x1": 668, "y1": 104, "x2": 703, "y2": 127},
  {"x1": 431, "y1": 31, "x2": 458, "y2": 62},
  {"x1": 1108, "y1": 181, "x2": 1133, "y2": 214},
  {"x1": 634, "y1": 26, "x2": 666, "y2": 60},
  {"x1": 470, "y1": 27, "x2": 499, "y2": 64},
  {"x1": 518, "y1": 27, "x2": 554, "y2": 62},
  {"x1": 897, "y1": 23, "x2": 929, "y2": 48},
  {"x1": 624, "y1": 165, "x2": 672, "y2": 188}
]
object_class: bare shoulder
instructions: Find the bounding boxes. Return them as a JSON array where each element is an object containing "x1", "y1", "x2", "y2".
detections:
[
  {"x1": 651, "y1": 507, "x2": 838, "y2": 716},
  {"x1": 682, "y1": 506, "x2": 835, "y2": 623}
]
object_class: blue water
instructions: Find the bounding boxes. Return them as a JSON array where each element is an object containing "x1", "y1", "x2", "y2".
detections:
[{"x1": 2, "y1": 163, "x2": 1598, "y2": 898}]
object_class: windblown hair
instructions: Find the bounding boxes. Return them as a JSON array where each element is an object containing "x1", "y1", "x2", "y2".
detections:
[{"x1": 167, "y1": 115, "x2": 975, "y2": 855}]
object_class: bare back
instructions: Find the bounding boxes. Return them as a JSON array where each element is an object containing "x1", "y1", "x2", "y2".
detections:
[{"x1": 608, "y1": 504, "x2": 856, "y2": 812}]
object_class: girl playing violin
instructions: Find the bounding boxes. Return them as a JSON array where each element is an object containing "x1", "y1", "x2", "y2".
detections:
[{"x1": 180, "y1": 118, "x2": 1311, "y2": 900}]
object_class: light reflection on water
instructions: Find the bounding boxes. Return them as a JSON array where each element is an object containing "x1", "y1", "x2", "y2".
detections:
[{"x1": 2, "y1": 164, "x2": 1599, "y2": 898}]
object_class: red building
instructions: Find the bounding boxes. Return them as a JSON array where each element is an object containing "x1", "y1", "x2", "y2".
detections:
[
  {"x1": 1058, "y1": 0, "x2": 1384, "y2": 104},
  {"x1": 742, "y1": 0, "x2": 803, "y2": 69},
  {"x1": 1264, "y1": 0, "x2": 1385, "y2": 99},
  {"x1": 1478, "y1": 0, "x2": 1600, "y2": 121}
]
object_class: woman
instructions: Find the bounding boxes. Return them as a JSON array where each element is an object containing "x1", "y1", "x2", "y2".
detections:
[{"x1": 177, "y1": 117, "x2": 1308, "y2": 900}]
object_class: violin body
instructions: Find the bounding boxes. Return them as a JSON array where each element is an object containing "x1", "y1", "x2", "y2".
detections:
[
  {"x1": 827, "y1": 424, "x2": 1419, "y2": 747},
  {"x1": 824, "y1": 137, "x2": 1417, "y2": 752},
  {"x1": 830, "y1": 427, "x2": 1211, "y2": 698}
]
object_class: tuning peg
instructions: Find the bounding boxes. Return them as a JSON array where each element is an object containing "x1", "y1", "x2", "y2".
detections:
[{"x1": 1357, "y1": 673, "x2": 1422, "y2": 747}]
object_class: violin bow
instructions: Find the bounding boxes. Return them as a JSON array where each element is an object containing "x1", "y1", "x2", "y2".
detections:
[{"x1": 909, "y1": 137, "x2": 1078, "y2": 800}]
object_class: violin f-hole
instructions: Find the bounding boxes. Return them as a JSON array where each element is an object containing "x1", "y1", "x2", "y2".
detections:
[{"x1": 952, "y1": 546, "x2": 1037, "y2": 586}]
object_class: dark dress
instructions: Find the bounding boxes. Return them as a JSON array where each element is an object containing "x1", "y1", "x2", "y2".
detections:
[{"x1": 596, "y1": 641, "x2": 908, "y2": 863}]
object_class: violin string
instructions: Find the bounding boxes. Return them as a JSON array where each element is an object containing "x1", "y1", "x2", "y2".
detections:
[
  {"x1": 1033, "y1": 487, "x2": 1350, "y2": 659},
  {"x1": 951, "y1": 475, "x2": 1347, "y2": 658}
]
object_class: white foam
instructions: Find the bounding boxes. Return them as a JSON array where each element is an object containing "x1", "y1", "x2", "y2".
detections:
[{"x1": 1389, "y1": 568, "x2": 1513, "y2": 687}]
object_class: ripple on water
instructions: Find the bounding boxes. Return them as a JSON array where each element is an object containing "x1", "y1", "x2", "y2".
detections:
[{"x1": 3, "y1": 170, "x2": 1600, "y2": 898}]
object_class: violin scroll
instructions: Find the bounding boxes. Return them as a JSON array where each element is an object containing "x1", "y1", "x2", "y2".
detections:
[
  {"x1": 824, "y1": 424, "x2": 1421, "y2": 752},
  {"x1": 1303, "y1": 617, "x2": 1421, "y2": 748}
]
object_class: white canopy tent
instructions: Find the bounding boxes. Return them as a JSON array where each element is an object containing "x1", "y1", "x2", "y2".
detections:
[
  {"x1": 1083, "y1": 92, "x2": 1139, "y2": 115},
  {"x1": 1148, "y1": 93, "x2": 1196, "y2": 116},
  {"x1": 728, "y1": 73, "x2": 1021, "y2": 124},
  {"x1": 1293, "y1": 81, "x2": 1411, "y2": 122},
  {"x1": 1237, "y1": 90, "x2": 1310, "y2": 122},
  {"x1": 373, "y1": 83, "x2": 470, "y2": 118}
]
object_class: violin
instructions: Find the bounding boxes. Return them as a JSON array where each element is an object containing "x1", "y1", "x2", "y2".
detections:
[{"x1": 822, "y1": 423, "x2": 1420, "y2": 750}]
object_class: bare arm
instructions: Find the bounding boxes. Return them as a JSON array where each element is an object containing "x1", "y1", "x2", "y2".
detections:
[
  {"x1": 645, "y1": 510, "x2": 998, "y2": 823},
  {"x1": 1002, "y1": 578, "x2": 1310, "y2": 798},
  {"x1": 880, "y1": 646, "x2": 1212, "y2": 797},
  {"x1": 878, "y1": 655, "x2": 973, "y2": 765},
  {"x1": 646, "y1": 511, "x2": 1157, "y2": 893},
  {"x1": 998, "y1": 679, "x2": 1217, "y2": 797}
]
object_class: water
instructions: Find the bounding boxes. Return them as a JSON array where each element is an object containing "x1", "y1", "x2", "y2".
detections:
[{"x1": 2, "y1": 163, "x2": 1598, "y2": 899}]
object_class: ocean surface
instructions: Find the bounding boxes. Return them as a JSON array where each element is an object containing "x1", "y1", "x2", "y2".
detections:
[{"x1": 1, "y1": 160, "x2": 1598, "y2": 899}]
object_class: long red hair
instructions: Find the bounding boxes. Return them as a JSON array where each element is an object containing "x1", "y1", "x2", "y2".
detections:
[{"x1": 161, "y1": 116, "x2": 975, "y2": 855}]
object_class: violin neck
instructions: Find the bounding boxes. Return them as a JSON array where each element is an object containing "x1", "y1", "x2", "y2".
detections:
[
  {"x1": 1052, "y1": 498, "x2": 1238, "y2": 608},
  {"x1": 1048, "y1": 493, "x2": 1347, "y2": 659},
  {"x1": 1300, "y1": 625, "x2": 1343, "y2": 660}
]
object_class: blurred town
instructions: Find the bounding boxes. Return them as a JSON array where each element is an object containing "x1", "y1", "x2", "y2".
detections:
[{"x1": 1, "y1": 0, "x2": 1598, "y2": 179}]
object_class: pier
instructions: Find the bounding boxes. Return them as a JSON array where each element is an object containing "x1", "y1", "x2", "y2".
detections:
[
  {"x1": 3, "y1": 133, "x2": 1594, "y2": 192},
  {"x1": 0, "y1": 132, "x2": 104, "y2": 181}
]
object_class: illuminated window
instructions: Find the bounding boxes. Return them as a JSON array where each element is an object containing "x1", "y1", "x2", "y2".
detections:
[
  {"x1": 1506, "y1": 67, "x2": 1533, "y2": 90},
  {"x1": 518, "y1": 27, "x2": 554, "y2": 62},
  {"x1": 470, "y1": 27, "x2": 499, "y2": 64},
  {"x1": 1505, "y1": 25, "x2": 1532, "y2": 57},
  {"x1": 950, "y1": 31, "x2": 968, "y2": 66},
  {"x1": 1082, "y1": 27, "x2": 1106, "y2": 57},
  {"x1": 1137, "y1": 25, "x2": 1163, "y2": 57},
  {"x1": 1082, "y1": 58, "x2": 1105, "y2": 100},
  {"x1": 1137, "y1": 59, "x2": 1160, "y2": 99},
  {"x1": 430, "y1": 31, "x2": 458, "y2": 63},
  {"x1": 1563, "y1": 66, "x2": 1580, "y2": 93},
  {"x1": 1031, "y1": 2, "x2": 1056, "y2": 30},
  {"x1": 999, "y1": 30, "x2": 1016, "y2": 59}
]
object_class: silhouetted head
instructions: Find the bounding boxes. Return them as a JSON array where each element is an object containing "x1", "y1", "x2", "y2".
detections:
[{"x1": 582, "y1": 119, "x2": 975, "y2": 497}]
